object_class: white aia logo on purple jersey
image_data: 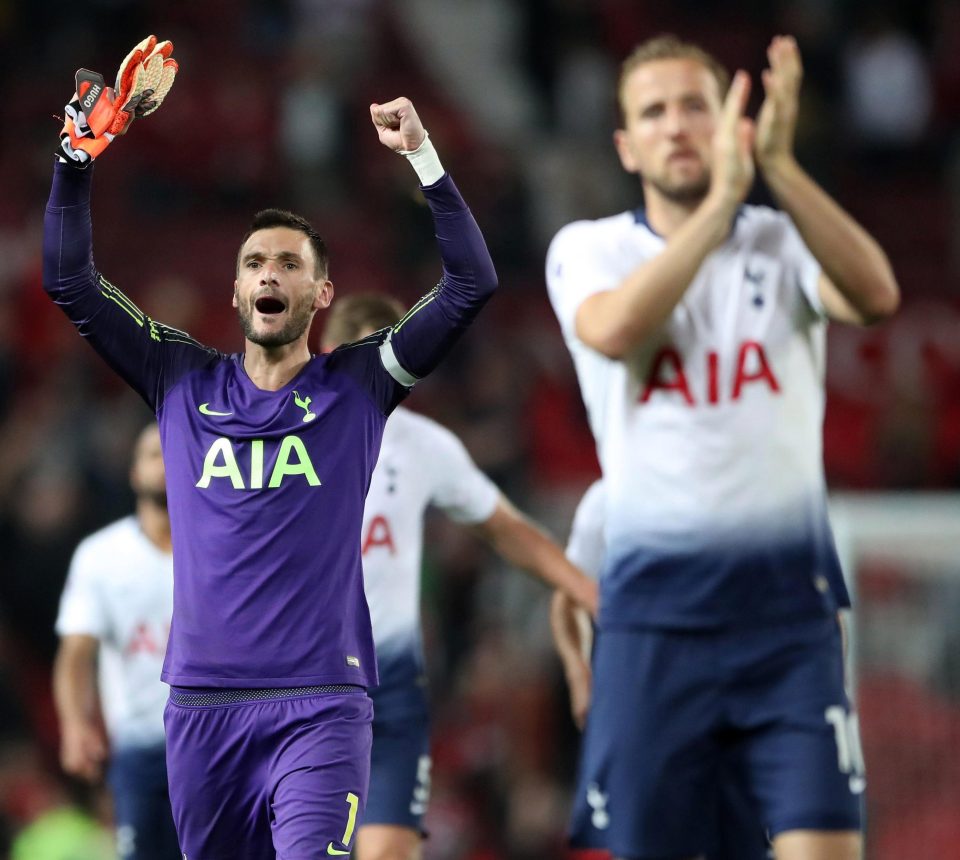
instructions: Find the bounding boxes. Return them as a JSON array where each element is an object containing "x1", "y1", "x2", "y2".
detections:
[{"x1": 195, "y1": 436, "x2": 321, "y2": 490}]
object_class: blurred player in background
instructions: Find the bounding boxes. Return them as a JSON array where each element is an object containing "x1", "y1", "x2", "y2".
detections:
[
  {"x1": 44, "y1": 37, "x2": 497, "y2": 859},
  {"x1": 546, "y1": 34, "x2": 898, "y2": 860},
  {"x1": 53, "y1": 423, "x2": 178, "y2": 860},
  {"x1": 321, "y1": 294, "x2": 598, "y2": 860}
]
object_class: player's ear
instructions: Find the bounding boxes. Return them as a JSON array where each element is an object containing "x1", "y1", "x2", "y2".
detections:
[
  {"x1": 232, "y1": 282, "x2": 239, "y2": 308},
  {"x1": 613, "y1": 129, "x2": 639, "y2": 174},
  {"x1": 315, "y1": 279, "x2": 334, "y2": 311}
]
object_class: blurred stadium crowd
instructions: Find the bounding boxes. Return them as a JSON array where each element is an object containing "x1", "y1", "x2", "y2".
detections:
[{"x1": 1, "y1": 0, "x2": 959, "y2": 857}]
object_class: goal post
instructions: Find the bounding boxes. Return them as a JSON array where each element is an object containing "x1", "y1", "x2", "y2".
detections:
[{"x1": 829, "y1": 492, "x2": 960, "y2": 860}]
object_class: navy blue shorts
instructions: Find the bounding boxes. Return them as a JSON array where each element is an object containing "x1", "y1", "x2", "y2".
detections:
[
  {"x1": 107, "y1": 743, "x2": 180, "y2": 860},
  {"x1": 570, "y1": 616, "x2": 863, "y2": 859},
  {"x1": 364, "y1": 701, "x2": 431, "y2": 832}
]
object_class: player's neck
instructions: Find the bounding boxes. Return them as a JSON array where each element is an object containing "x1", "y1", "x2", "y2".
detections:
[
  {"x1": 137, "y1": 502, "x2": 172, "y2": 553},
  {"x1": 242, "y1": 342, "x2": 312, "y2": 391},
  {"x1": 643, "y1": 188, "x2": 702, "y2": 237}
]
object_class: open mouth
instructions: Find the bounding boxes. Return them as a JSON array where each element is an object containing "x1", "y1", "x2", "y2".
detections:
[{"x1": 255, "y1": 296, "x2": 287, "y2": 315}]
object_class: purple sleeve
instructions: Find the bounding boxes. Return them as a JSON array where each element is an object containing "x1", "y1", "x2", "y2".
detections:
[
  {"x1": 383, "y1": 173, "x2": 497, "y2": 383},
  {"x1": 43, "y1": 161, "x2": 219, "y2": 411}
]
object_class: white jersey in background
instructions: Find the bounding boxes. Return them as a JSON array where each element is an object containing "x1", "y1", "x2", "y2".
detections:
[
  {"x1": 362, "y1": 406, "x2": 499, "y2": 704},
  {"x1": 547, "y1": 206, "x2": 844, "y2": 629},
  {"x1": 565, "y1": 479, "x2": 606, "y2": 581},
  {"x1": 55, "y1": 516, "x2": 172, "y2": 749}
]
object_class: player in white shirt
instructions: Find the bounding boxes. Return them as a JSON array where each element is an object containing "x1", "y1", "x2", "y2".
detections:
[
  {"x1": 321, "y1": 294, "x2": 598, "y2": 860},
  {"x1": 546, "y1": 35, "x2": 898, "y2": 860},
  {"x1": 53, "y1": 423, "x2": 177, "y2": 860}
]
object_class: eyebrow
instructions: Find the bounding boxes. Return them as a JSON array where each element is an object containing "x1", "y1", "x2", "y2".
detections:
[
  {"x1": 640, "y1": 91, "x2": 707, "y2": 110},
  {"x1": 241, "y1": 250, "x2": 304, "y2": 265}
]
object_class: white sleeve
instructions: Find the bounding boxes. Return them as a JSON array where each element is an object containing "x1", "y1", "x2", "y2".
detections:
[
  {"x1": 426, "y1": 424, "x2": 500, "y2": 525},
  {"x1": 55, "y1": 542, "x2": 109, "y2": 639},
  {"x1": 546, "y1": 221, "x2": 621, "y2": 342},
  {"x1": 565, "y1": 480, "x2": 606, "y2": 580},
  {"x1": 778, "y1": 213, "x2": 825, "y2": 317}
]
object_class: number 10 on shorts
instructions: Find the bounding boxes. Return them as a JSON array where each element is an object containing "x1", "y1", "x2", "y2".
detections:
[{"x1": 825, "y1": 706, "x2": 866, "y2": 794}]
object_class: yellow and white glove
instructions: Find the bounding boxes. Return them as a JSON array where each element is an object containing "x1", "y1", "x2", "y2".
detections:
[{"x1": 59, "y1": 35, "x2": 178, "y2": 165}]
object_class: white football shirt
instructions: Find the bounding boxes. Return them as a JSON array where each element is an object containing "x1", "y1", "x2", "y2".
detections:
[
  {"x1": 547, "y1": 206, "x2": 844, "y2": 627},
  {"x1": 362, "y1": 407, "x2": 500, "y2": 697},
  {"x1": 55, "y1": 516, "x2": 172, "y2": 749},
  {"x1": 564, "y1": 476, "x2": 849, "y2": 609},
  {"x1": 565, "y1": 479, "x2": 606, "y2": 581}
]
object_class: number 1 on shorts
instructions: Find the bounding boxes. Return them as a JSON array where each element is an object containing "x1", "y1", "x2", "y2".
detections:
[
  {"x1": 341, "y1": 792, "x2": 359, "y2": 845},
  {"x1": 326, "y1": 792, "x2": 360, "y2": 856}
]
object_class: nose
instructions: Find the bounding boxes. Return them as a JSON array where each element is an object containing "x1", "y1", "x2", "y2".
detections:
[
  {"x1": 260, "y1": 262, "x2": 280, "y2": 286},
  {"x1": 664, "y1": 104, "x2": 688, "y2": 138}
]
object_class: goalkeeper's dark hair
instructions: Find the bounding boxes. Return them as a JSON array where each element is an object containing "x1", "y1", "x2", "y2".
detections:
[
  {"x1": 322, "y1": 293, "x2": 405, "y2": 349},
  {"x1": 238, "y1": 209, "x2": 329, "y2": 278}
]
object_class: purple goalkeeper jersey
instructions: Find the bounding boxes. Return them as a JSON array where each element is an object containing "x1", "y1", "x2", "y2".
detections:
[{"x1": 43, "y1": 160, "x2": 497, "y2": 687}]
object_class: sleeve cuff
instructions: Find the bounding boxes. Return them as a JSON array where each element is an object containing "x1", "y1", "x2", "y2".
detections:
[
  {"x1": 400, "y1": 131, "x2": 445, "y2": 186},
  {"x1": 49, "y1": 159, "x2": 94, "y2": 207}
]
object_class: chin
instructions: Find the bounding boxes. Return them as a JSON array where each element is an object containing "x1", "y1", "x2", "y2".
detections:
[
  {"x1": 250, "y1": 331, "x2": 297, "y2": 348},
  {"x1": 142, "y1": 491, "x2": 168, "y2": 510},
  {"x1": 243, "y1": 321, "x2": 294, "y2": 348},
  {"x1": 239, "y1": 308, "x2": 311, "y2": 348},
  {"x1": 658, "y1": 177, "x2": 710, "y2": 204}
]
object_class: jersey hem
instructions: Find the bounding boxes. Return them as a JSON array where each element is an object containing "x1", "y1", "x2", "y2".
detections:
[
  {"x1": 160, "y1": 671, "x2": 375, "y2": 688},
  {"x1": 598, "y1": 604, "x2": 836, "y2": 632},
  {"x1": 111, "y1": 736, "x2": 168, "y2": 752}
]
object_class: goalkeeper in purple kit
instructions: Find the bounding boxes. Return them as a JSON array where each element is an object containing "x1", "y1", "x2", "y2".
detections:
[{"x1": 43, "y1": 37, "x2": 498, "y2": 859}]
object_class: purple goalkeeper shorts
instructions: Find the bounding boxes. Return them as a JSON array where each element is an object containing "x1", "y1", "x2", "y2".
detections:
[{"x1": 164, "y1": 685, "x2": 372, "y2": 860}]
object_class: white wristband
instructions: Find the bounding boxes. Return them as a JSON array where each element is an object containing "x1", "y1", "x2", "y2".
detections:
[{"x1": 399, "y1": 130, "x2": 445, "y2": 186}]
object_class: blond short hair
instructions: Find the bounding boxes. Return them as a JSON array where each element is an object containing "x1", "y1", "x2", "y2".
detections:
[{"x1": 618, "y1": 35, "x2": 731, "y2": 122}]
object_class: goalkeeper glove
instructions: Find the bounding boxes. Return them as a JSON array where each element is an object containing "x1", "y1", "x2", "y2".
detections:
[{"x1": 59, "y1": 35, "x2": 178, "y2": 165}]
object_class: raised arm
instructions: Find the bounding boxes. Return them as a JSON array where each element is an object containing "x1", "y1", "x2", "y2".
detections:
[
  {"x1": 369, "y1": 98, "x2": 498, "y2": 385},
  {"x1": 44, "y1": 39, "x2": 217, "y2": 410},
  {"x1": 44, "y1": 163, "x2": 216, "y2": 409},
  {"x1": 755, "y1": 36, "x2": 899, "y2": 325}
]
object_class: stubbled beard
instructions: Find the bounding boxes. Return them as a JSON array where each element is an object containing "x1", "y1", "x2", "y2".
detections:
[
  {"x1": 237, "y1": 294, "x2": 314, "y2": 347},
  {"x1": 648, "y1": 172, "x2": 711, "y2": 204},
  {"x1": 139, "y1": 489, "x2": 168, "y2": 510}
]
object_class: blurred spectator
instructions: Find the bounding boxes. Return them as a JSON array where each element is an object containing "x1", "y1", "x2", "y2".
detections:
[
  {"x1": 843, "y1": 11, "x2": 932, "y2": 154},
  {"x1": 280, "y1": 47, "x2": 350, "y2": 211}
]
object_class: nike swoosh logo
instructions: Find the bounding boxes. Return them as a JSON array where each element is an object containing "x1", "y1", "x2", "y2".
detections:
[
  {"x1": 326, "y1": 844, "x2": 349, "y2": 856},
  {"x1": 198, "y1": 403, "x2": 233, "y2": 417}
]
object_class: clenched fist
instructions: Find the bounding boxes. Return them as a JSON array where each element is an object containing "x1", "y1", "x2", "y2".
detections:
[{"x1": 370, "y1": 97, "x2": 426, "y2": 153}]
